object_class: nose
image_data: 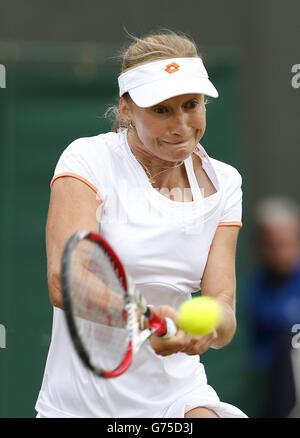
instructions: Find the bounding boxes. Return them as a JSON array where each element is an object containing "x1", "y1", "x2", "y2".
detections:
[{"x1": 169, "y1": 110, "x2": 190, "y2": 136}]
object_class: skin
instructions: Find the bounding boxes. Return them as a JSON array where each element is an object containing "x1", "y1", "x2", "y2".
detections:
[
  {"x1": 120, "y1": 93, "x2": 207, "y2": 191},
  {"x1": 47, "y1": 92, "x2": 239, "y2": 418}
]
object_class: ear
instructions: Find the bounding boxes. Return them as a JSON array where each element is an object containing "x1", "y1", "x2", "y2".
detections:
[{"x1": 119, "y1": 96, "x2": 132, "y2": 123}]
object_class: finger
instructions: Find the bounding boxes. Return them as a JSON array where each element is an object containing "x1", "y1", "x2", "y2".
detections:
[
  {"x1": 150, "y1": 329, "x2": 188, "y2": 356},
  {"x1": 181, "y1": 330, "x2": 218, "y2": 355},
  {"x1": 153, "y1": 305, "x2": 178, "y2": 321}
]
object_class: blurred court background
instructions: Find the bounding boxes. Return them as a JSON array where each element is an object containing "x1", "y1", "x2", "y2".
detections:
[{"x1": 0, "y1": 0, "x2": 299, "y2": 418}]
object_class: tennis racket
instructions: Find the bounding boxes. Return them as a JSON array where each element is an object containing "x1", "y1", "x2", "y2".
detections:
[{"x1": 61, "y1": 230, "x2": 177, "y2": 378}]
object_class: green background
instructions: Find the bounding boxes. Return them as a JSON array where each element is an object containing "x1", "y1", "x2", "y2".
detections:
[{"x1": 0, "y1": 42, "x2": 263, "y2": 417}]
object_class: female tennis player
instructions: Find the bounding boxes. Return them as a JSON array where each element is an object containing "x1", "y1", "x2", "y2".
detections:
[{"x1": 35, "y1": 31, "x2": 247, "y2": 418}]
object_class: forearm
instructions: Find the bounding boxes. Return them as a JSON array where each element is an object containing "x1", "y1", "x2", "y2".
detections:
[
  {"x1": 211, "y1": 293, "x2": 237, "y2": 349},
  {"x1": 48, "y1": 266, "x2": 124, "y2": 326}
]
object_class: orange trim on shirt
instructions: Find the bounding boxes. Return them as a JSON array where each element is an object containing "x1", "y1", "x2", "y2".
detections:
[
  {"x1": 50, "y1": 173, "x2": 103, "y2": 203},
  {"x1": 218, "y1": 221, "x2": 243, "y2": 228}
]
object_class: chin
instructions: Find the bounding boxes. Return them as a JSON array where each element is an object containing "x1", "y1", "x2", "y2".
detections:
[
  {"x1": 160, "y1": 143, "x2": 196, "y2": 160},
  {"x1": 163, "y1": 151, "x2": 191, "y2": 163}
]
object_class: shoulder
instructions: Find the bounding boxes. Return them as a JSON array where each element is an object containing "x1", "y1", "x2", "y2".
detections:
[
  {"x1": 61, "y1": 131, "x2": 124, "y2": 160},
  {"x1": 196, "y1": 144, "x2": 242, "y2": 190},
  {"x1": 52, "y1": 131, "x2": 126, "y2": 192},
  {"x1": 209, "y1": 157, "x2": 242, "y2": 187},
  {"x1": 209, "y1": 157, "x2": 243, "y2": 225}
]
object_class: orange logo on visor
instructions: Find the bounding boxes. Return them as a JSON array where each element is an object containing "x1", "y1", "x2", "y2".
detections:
[{"x1": 165, "y1": 62, "x2": 180, "y2": 74}]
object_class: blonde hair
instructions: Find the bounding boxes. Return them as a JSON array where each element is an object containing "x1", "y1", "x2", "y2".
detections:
[{"x1": 105, "y1": 30, "x2": 202, "y2": 132}]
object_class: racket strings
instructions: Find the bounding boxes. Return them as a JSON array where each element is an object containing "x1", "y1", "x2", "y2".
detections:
[
  {"x1": 70, "y1": 239, "x2": 130, "y2": 371},
  {"x1": 71, "y1": 240, "x2": 125, "y2": 326}
]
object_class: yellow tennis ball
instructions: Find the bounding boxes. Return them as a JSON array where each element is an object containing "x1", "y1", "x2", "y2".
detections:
[{"x1": 177, "y1": 296, "x2": 222, "y2": 336}]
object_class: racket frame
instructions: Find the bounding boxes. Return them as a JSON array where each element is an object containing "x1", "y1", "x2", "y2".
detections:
[{"x1": 61, "y1": 230, "x2": 177, "y2": 379}]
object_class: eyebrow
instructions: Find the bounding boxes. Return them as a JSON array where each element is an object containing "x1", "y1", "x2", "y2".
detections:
[{"x1": 151, "y1": 96, "x2": 203, "y2": 108}]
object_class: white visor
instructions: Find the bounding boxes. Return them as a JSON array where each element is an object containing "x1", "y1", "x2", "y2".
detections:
[{"x1": 118, "y1": 57, "x2": 219, "y2": 108}]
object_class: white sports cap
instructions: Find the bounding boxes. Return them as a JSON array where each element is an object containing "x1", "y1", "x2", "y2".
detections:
[{"x1": 118, "y1": 57, "x2": 219, "y2": 108}]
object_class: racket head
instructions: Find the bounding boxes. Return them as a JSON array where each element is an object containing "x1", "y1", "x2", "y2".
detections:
[{"x1": 61, "y1": 230, "x2": 133, "y2": 378}]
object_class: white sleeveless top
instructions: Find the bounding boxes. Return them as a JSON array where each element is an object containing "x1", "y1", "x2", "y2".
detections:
[{"x1": 35, "y1": 130, "x2": 246, "y2": 418}]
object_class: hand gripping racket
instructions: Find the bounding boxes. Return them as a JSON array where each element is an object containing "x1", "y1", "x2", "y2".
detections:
[{"x1": 61, "y1": 230, "x2": 177, "y2": 378}]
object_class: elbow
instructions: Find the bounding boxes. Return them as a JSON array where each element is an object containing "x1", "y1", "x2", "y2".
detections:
[
  {"x1": 50, "y1": 291, "x2": 63, "y2": 309},
  {"x1": 48, "y1": 272, "x2": 64, "y2": 309}
]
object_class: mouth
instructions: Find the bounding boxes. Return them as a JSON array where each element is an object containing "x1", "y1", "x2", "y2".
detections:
[{"x1": 161, "y1": 138, "x2": 191, "y2": 146}]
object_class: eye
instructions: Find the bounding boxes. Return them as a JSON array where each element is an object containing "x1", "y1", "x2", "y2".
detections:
[
  {"x1": 184, "y1": 100, "x2": 198, "y2": 109},
  {"x1": 153, "y1": 106, "x2": 168, "y2": 114}
]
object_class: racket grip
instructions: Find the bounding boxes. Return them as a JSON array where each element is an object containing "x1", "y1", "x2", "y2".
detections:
[
  {"x1": 147, "y1": 310, "x2": 177, "y2": 338},
  {"x1": 161, "y1": 317, "x2": 177, "y2": 339}
]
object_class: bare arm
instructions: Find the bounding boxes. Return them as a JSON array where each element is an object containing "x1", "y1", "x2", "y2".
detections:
[
  {"x1": 200, "y1": 225, "x2": 240, "y2": 348},
  {"x1": 46, "y1": 177, "x2": 101, "y2": 309}
]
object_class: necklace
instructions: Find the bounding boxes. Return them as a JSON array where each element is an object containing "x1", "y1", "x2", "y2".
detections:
[{"x1": 135, "y1": 157, "x2": 184, "y2": 183}]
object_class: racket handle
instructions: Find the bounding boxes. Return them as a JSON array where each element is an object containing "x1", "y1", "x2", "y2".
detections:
[{"x1": 147, "y1": 310, "x2": 177, "y2": 338}]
